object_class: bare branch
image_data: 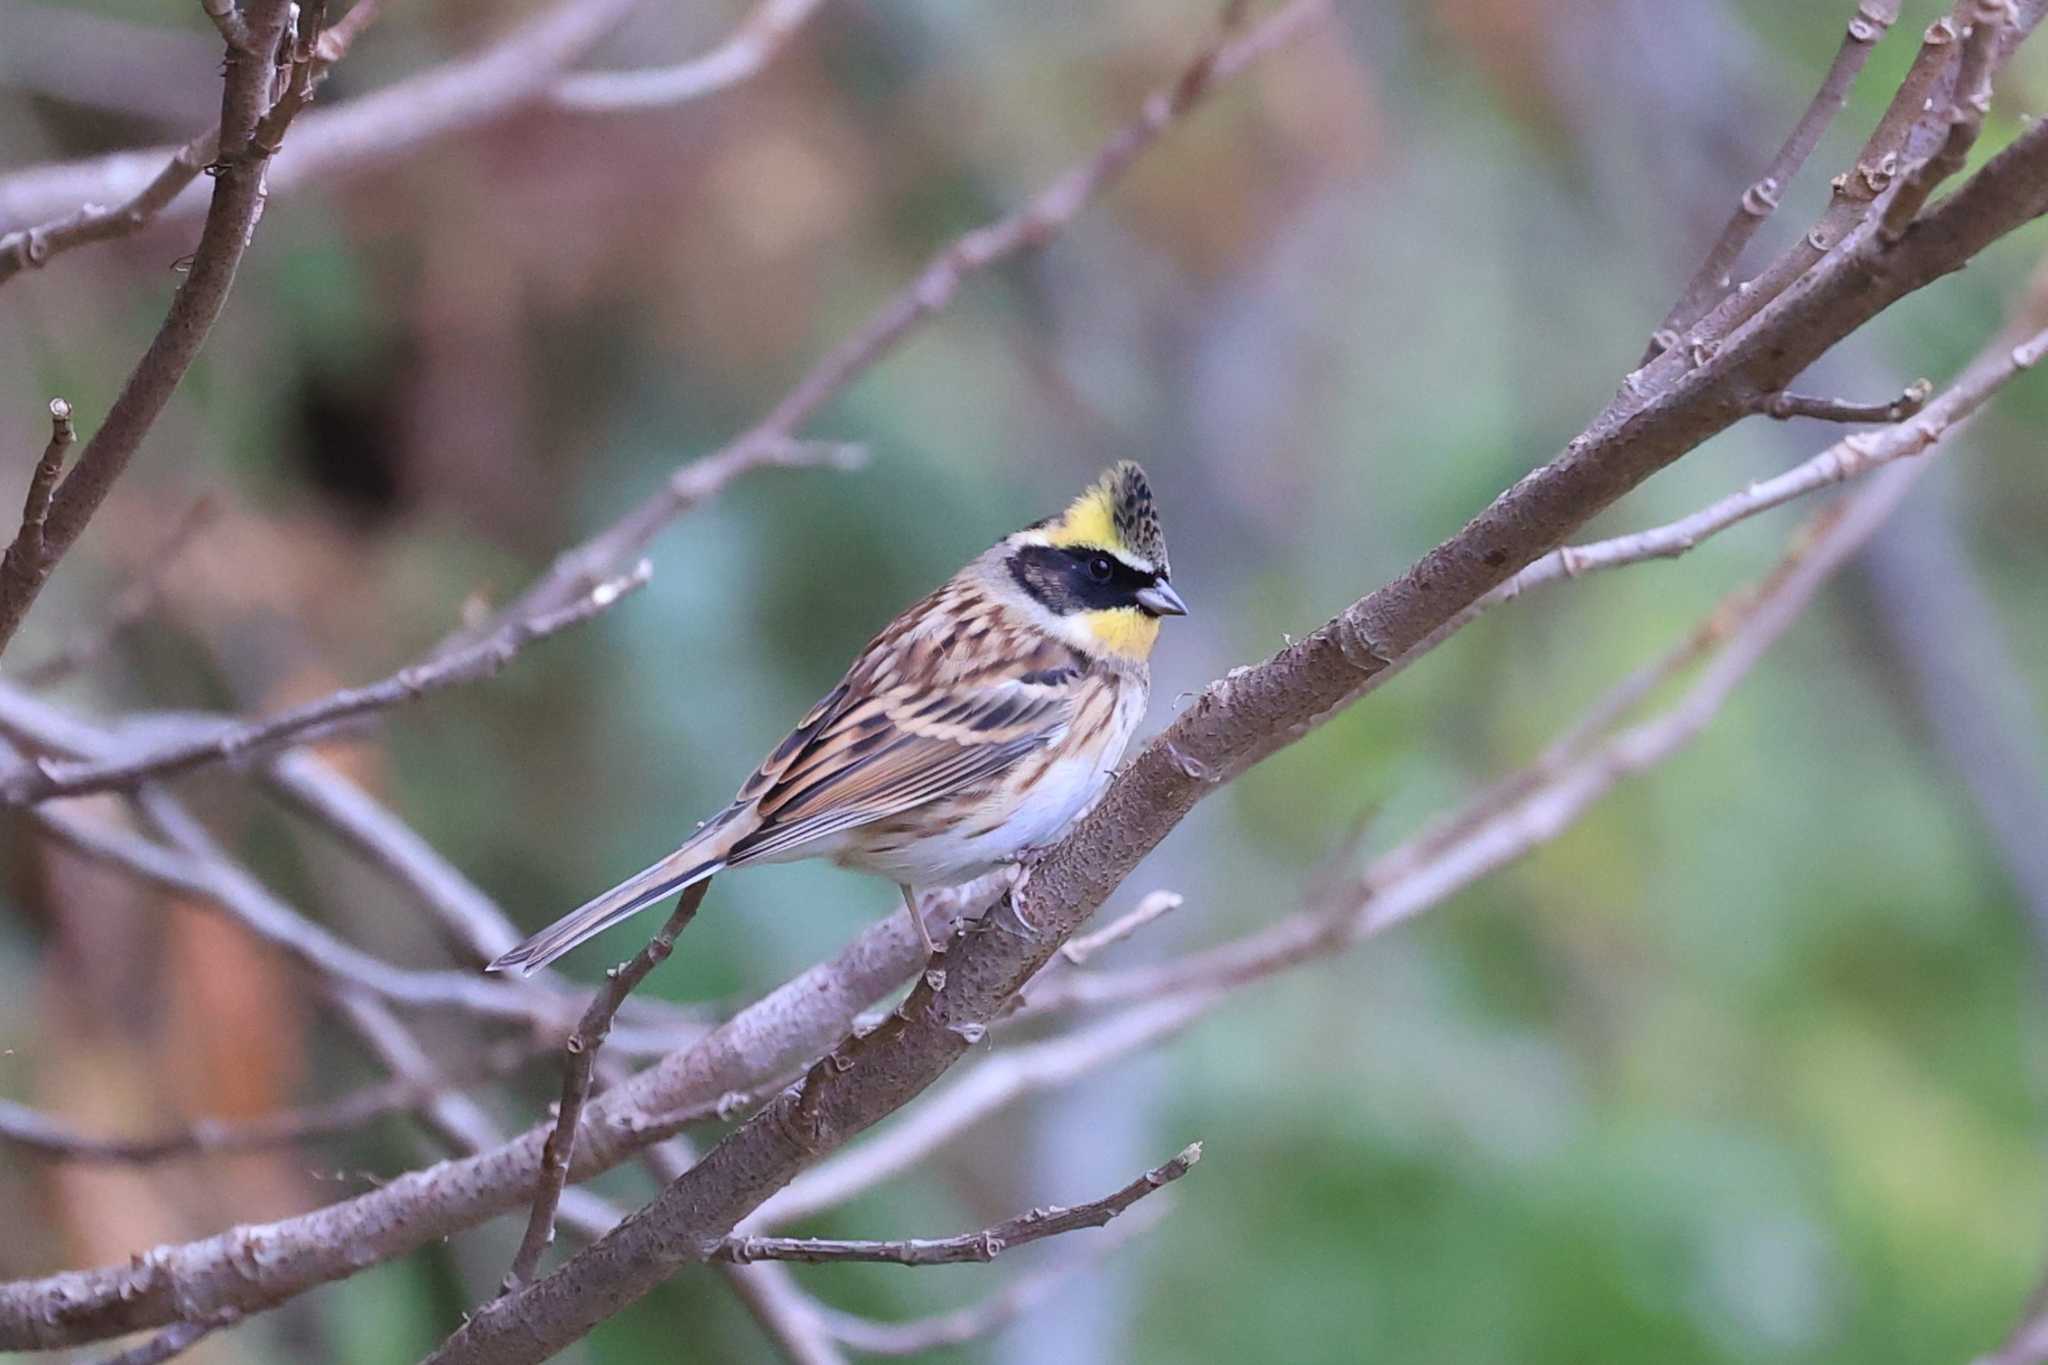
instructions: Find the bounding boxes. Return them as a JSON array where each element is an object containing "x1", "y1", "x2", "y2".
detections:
[
  {"x1": 502, "y1": 881, "x2": 711, "y2": 1292},
  {"x1": 0, "y1": 561, "x2": 650, "y2": 804},
  {"x1": 1502, "y1": 331, "x2": 2043, "y2": 593},
  {"x1": 1646, "y1": 1, "x2": 1979, "y2": 368},
  {"x1": 750, "y1": 997, "x2": 1209, "y2": 1230},
  {"x1": 0, "y1": 399, "x2": 77, "y2": 603},
  {"x1": 716, "y1": 1261, "x2": 849, "y2": 1365},
  {"x1": 0, "y1": 0, "x2": 299, "y2": 658},
  {"x1": 461, "y1": 0, "x2": 1329, "y2": 638},
  {"x1": 0, "y1": 0, "x2": 632, "y2": 264},
  {"x1": 0, "y1": 1042, "x2": 534, "y2": 1163},
  {"x1": 814, "y1": 1201, "x2": 1170, "y2": 1356},
  {"x1": 0, "y1": 133, "x2": 219, "y2": 288},
  {"x1": 1980, "y1": 1282, "x2": 2048, "y2": 1365},
  {"x1": 1646, "y1": 0, "x2": 1902, "y2": 356},
  {"x1": 552, "y1": 0, "x2": 832, "y2": 110},
  {"x1": 1759, "y1": 377, "x2": 1932, "y2": 421},
  {"x1": 0, "y1": 0, "x2": 383, "y2": 286},
  {"x1": 1881, "y1": 0, "x2": 2013, "y2": 240},
  {"x1": 1059, "y1": 889, "x2": 1183, "y2": 965},
  {"x1": 716, "y1": 1143, "x2": 1198, "y2": 1265}
]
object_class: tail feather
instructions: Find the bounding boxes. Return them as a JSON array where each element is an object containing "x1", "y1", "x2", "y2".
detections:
[{"x1": 488, "y1": 850, "x2": 725, "y2": 977}]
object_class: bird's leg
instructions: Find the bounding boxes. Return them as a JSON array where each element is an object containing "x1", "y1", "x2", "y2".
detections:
[
  {"x1": 1000, "y1": 859, "x2": 1041, "y2": 932},
  {"x1": 900, "y1": 883, "x2": 938, "y2": 958}
]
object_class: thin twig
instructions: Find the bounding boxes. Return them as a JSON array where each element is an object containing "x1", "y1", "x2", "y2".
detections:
[
  {"x1": 501, "y1": 881, "x2": 712, "y2": 1292},
  {"x1": 1644, "y1": 1, "x2": 1977, "y2": 370},
  {"x1": 718, "y1": 1144, "x2": 1198, "y2": 1265},
  {"x1": 1880, "y1": 0, "x2": 2013, "y2": 240},
  {"x1": 0, "y1": 1043, "x2": 535, "y2": 1163},
  {"x1": 0, "y1": 400, "x2": 78, "y2": 615},
  {"x1": 0, "y1": 0, "x2": 384, "y2": 287},
  {"x1": 714, "y1": 1259, "x2": 848, "y2": 1365},
  {"x1": 0, "y1": 560, "x2": 650, "y2": 804},
  {"x1": 0, "y1": 0, "x2": 298, "y2": 658},
  {"x1": 1059, "y1": 890, "x2": 1183, "y2": 965},
  {"x1": 459, "y1": 0, "x2": 1329, "y2": 639},
  {"x1": 1475, "y1": 325, "x2": 2048, "y2": 623},
  {"x1": 552, "y1": 0, "x2": 831, "y2": 110},
  {"x1": 1645, "y1": 0, "x2": 1902, "y2": 358},
  {"x1": 749, "y1": 997, "x2": 1211, "y2": 1230},
  {"x1": 1760, "y1": 378, "x2": 1932, "y2": 421},
  {"x1": 814, "y1": 1201, "x2": 1170, "y2": 1356}
]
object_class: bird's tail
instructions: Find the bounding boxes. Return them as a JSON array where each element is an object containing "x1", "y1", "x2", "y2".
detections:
[{"x1": 487, "y1": 845, "x2": 727, "y2": 977}]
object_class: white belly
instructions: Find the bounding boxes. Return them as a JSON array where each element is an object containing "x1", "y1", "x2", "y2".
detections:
[{"x1": 828, "y1": 679, "x2": 1145, "y2": 889}]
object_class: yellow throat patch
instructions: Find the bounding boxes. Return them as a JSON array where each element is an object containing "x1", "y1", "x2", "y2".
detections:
[{"x1": 1080, "y1": 606, "x2": 1162, "y2": 660}]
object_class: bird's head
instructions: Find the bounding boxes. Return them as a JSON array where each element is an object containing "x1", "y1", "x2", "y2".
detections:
[{"x1": 1002, "y1": 462, "x2": 1188, "y2": 661}]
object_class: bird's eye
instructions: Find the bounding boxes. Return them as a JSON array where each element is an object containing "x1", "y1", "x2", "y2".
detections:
[{"x1": 1088, "y1": 554, "x2": 1115, "y2": 583}]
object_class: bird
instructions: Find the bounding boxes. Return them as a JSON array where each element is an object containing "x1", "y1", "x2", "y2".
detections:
[{"x1": 487, "y1": 462, "x2": 1189, "y2": 977}]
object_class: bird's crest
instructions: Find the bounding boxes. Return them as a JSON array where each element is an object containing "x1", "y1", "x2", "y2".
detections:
[{"x1": 1040, "y1": 462, "x2": 1168, "y2": 576}]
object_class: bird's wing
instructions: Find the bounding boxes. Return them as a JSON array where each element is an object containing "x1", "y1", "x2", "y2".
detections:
[{"x1": 719, "y1": 625, "x2": 1082, "y2": 867}]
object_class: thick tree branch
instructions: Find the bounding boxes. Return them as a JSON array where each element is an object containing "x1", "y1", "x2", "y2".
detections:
[{"x1": 749, "y1": 997, "x2": 1209, "y2": 1230}]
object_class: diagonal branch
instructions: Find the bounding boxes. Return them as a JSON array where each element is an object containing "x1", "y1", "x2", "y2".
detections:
[
  {"x1": 501, "y1": 881, "x2": 711, "y2": 1292},
  {"x1": 1880, "y1": 0, "x2": 2013, "y2": 241},
  {"x1": 0, "y1": 0, "x2": 301, "y2": 658},
  {"x1": 716, "y1": 1143, "x2": 1197, "y2": 1265},
  {"x1": 1645, "y1": 0, "x2": 1984, "y2": 370},
  {"x1": 458, "y1": 0, "x2": 1331, "y2": 640},
  {"x1": 0, "y1": 1041, "x2": 535, "y2": 1164},
  {"x1": 1645, "y1": 0, "x2": 1902, "y2": 357},
  {"x1": 813, "y1": 1201, "x2": 1171, "y2": 1356},
  {"x1": 0, "y1": 0, "x2": 816, "y2": 274},
  {"x1": 551, "y1": 0, "x2": 832, "y2": 110},
  {"x1": 0, "y1": 399, "x2": 77, "y2": 604},
  {"x1": 0, "y1": 560, "x2": 651, "y2": 804}
]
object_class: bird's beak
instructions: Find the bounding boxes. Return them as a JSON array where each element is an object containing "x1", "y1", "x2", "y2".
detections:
[{"x1": 1135, "y1": 580, "x2": 1189, "y2": 618}]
